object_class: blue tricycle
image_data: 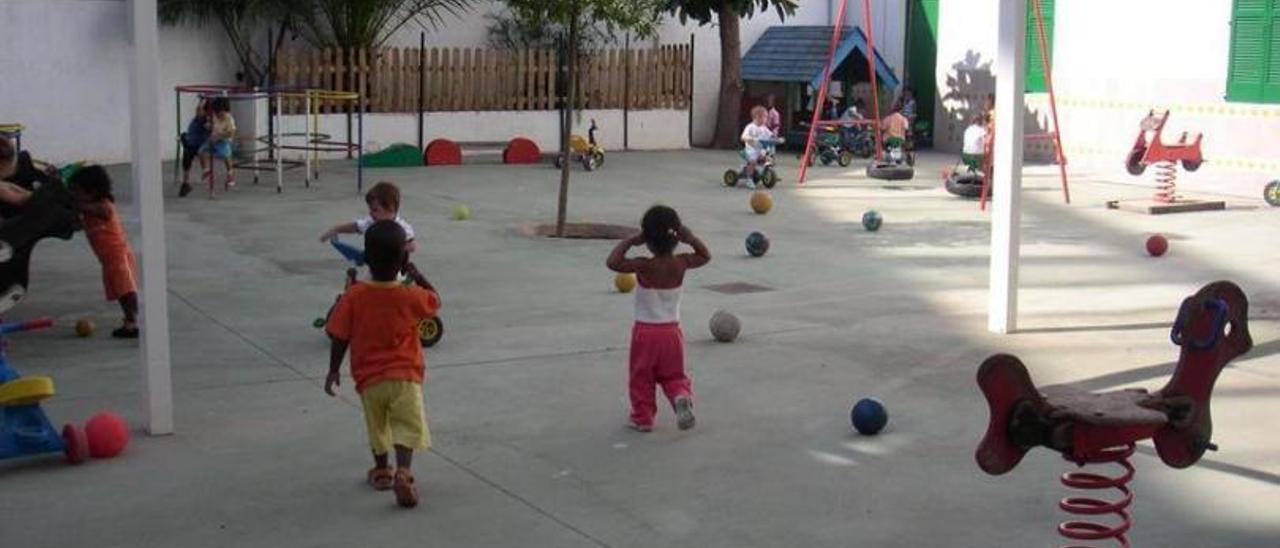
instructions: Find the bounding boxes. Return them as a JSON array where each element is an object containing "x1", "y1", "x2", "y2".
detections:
[
  {"x1": 312, "y1": 238, "x2": 444, "y2": 347},
  {"x1": 0, "y1": 318, "x2": 89, "y2": 465}
]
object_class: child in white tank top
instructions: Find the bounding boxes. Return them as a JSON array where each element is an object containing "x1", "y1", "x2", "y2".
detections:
[{"x1": 606, "y1": 205, "x2": 711, "y2": 432}]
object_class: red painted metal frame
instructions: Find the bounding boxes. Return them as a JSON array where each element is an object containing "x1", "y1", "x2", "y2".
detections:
[
  {"x1": 797, "y1": 0, "x2": 850, "y2": 185},
  {"x1": 979, "y1": 0, "x2": 1071, "y2": 209}
]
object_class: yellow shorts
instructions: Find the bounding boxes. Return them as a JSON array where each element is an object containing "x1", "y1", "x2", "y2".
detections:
[{"x1": 360, "y1": 380, "x2": 430, "y2": 455}]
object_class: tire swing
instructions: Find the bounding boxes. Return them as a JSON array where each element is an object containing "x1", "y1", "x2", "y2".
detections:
[
  {"x1": 866, "y1": 161, "x2": 914, "y2": 181},
  {"x1": 945, "y1": 169, "x2": 987, "y2": 198}
]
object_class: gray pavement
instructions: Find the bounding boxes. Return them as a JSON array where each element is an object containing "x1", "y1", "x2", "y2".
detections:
[{"x1": 1, "y1": 149, "x2": 1277, "y2": 547}]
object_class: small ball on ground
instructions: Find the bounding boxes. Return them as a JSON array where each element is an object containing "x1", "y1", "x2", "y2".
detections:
[
  {"x1": 85, "y1": 411, "x2": 129, "y2": 459},
  {"x1": 709, "y1": 310, "x2": 741, "y2": 342},
  {"x1": 74, "y1": 319, "x2": 95, "y2": 338},
  {"x1": 1146, "y1": 234, "x2": 1168, "y2": 257},
  {"x1": 614, "y1": 272, "x2": 637, "y2": 293},
  {"x1": 745, "y1": 231, "x2": 770, "y2": 257},
  {"x1": 862, "y1": 210, "x2": 882, "y2": 232},
  {"x1": 750, "y1": 191, "x2": 773, "y2": 215},
  {"x1": 453, "y1": 205, "x2": 472, "y2": 220},
  {"x1": 851, "y1": 398, "x2": 888, "y2": 435}
]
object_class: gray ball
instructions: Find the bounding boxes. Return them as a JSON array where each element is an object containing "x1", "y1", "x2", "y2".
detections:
[{"x1": 709, "y1": 310, "x2": 741, "y2": 342}]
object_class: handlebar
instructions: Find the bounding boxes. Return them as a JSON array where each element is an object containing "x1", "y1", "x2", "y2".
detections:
[{"x1": 0, "y1": 317, "x2": 54, "y2": 335}]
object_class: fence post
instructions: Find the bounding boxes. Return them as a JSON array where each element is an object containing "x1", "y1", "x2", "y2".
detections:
[
  {"x1": 418, "y1": 33, "x2": 425, "y2": 151},
  {"x1": 624, "y1": 33, "x2": 630, "y2": 151},
  {"x1": 689, "y1": 34, "x2": 695, "y2": 148},
  {"x1": 346, "y1": 48, "x2": 354, "y2": 159}
]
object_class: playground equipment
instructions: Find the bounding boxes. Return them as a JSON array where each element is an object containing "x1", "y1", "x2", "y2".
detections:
[
  {"x1": 0, "y1": 123, "x2": 22, "y2": 152},
  {"x1": 1109, "y1": 110, "x2": 1221, "y2": 214},
  {"x1": 977, "y1": 281, "x2": 1250, "y2": 546},
  {"x1": 805, "y1": 129, "x2": 858, "y2": 168},
  {"x1": 724, "y1": 138, "x2": 781, "y2": 189},
  {"x1": 0, "y1": 175, "x2": 81, "y2": 314},
  {"x1": 850, "y1": 398, "x2": 887, "y2": 435},
  {"x1": 313, "y1": 238, "x2": 443, "y2": 348},
  {"x1": 709, "y1": 310, "x2": 741, "y2": 342},
  {"x1": 943, "y1": 161, "x2": 987, "y2": 198},
  {"x1": 865, "y1": 139, "x2": 915, "y2": 180},
  {"x1": 554, "y1": 119, "x2": 605, "y2": 171},
  {"x1": 0, "y1": 318, "x2": 89, "y2": 465},
  {"x1": 423, "y1": 138, "x2": 542, "y2": 166},
  {"x1": 1266, "y1": 180, "x2": 1280, "y2": 207},
  {"x1": 173, "y1": 85, "x2": 366, "y2": 194}
]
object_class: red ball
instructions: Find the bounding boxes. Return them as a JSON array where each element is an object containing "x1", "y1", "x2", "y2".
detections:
[
  {"x1": 1146, "y1": 234, "x2": 1169, "y2": 257},
  {"x1": 85, "y1": 411, "x2": 130, "y2": 459}
]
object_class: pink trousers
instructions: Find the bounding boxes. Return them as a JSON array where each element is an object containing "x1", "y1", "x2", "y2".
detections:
[{"x1": 629, "y1": 322, "x2": 693, "y2": 427}]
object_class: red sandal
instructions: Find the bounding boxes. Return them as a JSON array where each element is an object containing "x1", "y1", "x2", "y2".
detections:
[
  {"x1": 393, "y1": 468, "x2": 419, "y2": 508},
  {"x1": 366, "y1": 467, "x2": 393, "y2": 491}
]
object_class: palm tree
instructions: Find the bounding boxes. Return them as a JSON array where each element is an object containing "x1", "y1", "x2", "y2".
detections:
[
  {"x1": 662, "y1": 0, "x2": 798, "y2": 148},
  {"x1": 292, "y1": 0, "x2": 475, "y2": 51},
  {"x1": 159, "y1": 0, "x2": 302, "y2": 86}
]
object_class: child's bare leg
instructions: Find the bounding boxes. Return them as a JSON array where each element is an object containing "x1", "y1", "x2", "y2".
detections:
[
  {"x1": 372, "y1": 451, "x2": 389, "y2": 470},
  {"x1": 224, "y1": 158, "x2": 235, "y2": 188},
  {"x1": 394, "y1": 445, "x2": 413, "y2": 471},
  {"x1": 202, "y1": 154, "x2": 215, "y2": 197},
  {"x1": 112, "y1": 292, "x2": 140, "y2": 339},
  {"x1": 392, "y1": 445, "x2": 419, "y2": 508}
]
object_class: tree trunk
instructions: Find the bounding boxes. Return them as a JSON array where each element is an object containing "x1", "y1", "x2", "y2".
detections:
[
  {"x1": 555, "y1": 12, "x2": 578, "y2": 237},
  {"x1": 713, "y1": 4, "x2": 744, "y2": 149}
]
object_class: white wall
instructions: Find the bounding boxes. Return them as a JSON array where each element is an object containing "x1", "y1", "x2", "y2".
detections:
[
  {"x1": 0, "y1": 0, "x2": 238, "y2": 165},
  {"x1": 934, "y1": 0, "x2": 1280, "y2": 197}
]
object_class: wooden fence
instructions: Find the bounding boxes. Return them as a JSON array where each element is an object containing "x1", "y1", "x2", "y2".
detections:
[{"x1": 274, "y1": 44, "x2": 692, "y2": 114}]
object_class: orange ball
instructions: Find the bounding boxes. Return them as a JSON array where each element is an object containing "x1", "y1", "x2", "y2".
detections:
[
  {"x1": 750, "y1": 191, "x2": 773, "y2": 215},
  {"x1": 74, "y1": 319, "x2": 95, "y2": 338},
  {"x1": 85, "y1": 411, "x2": 129, "y2": 459}
]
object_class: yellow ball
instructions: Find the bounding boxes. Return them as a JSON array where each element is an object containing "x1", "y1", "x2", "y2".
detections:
[
  {"x1": 453, "y1": 205, "x2": 472, "y2": 220},
  {"x1": 750, "y1": 191, "x2": 773, "y2": 215},
  {"x1": 74, "y1": 319, "x2": 95, "y2": 338},
  {"x1": 614, "y1": 273, "x2": 637, "y2": 293}
]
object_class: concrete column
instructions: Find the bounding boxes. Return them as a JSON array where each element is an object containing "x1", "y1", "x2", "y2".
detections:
[
  {"x1": 988, "y1": 0, "x2": 1026, "y2": 334},
  {"x1": 128, "y1": 0, "x2": 174, "y2": 435}
]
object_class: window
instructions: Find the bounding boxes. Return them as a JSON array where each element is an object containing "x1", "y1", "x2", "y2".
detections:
[
  {"x1": 1025, "y1": 0, "x2": 1056, "y2": 93},
  {"x1": 1227, "y1": 0, "x2": 1280, "y2": 103}
]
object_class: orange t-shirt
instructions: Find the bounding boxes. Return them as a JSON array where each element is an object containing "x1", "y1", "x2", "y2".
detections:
[{"x1": 325, "y1": 282, "x2": 441, "y2": 393}]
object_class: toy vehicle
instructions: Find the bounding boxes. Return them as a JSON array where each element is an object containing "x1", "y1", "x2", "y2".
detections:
[
  {"x1": 724, "y1": 138, "x2": 781, "y2": 189},
  {"x1": 1265, "y1": 180, "x2": 1279, "y2": 207},
  {"x1": 0, "y1": 318, "x2": 89, "y2": 465},
  {"x1": 554, "y1": 119, "x2": 605, "y2": 171},
  {"x1": 1126, "y1": 110, "x2": 1203, "y2": 176},
  {"x1": 313, "y1": 238, "x2": 444, "y2": 348}
]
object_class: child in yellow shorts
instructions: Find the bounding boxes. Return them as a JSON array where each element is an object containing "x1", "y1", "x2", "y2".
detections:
[{"x1": 324, "y1": 219, "x2": 441, "y2": 508}]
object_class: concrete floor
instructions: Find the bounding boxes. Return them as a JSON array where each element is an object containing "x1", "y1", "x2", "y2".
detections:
[{"x1": 1, "y1": 149, "x2": 1277, "y2": 547}]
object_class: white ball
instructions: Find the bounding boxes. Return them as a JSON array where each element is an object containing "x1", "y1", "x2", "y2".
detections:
[{"x1": 709, "y1": 310, "x2": 741, "y2": 342}]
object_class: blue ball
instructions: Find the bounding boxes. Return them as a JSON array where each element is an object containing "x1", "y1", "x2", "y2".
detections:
[
  {"x1": 862, "y1": 210, "x2": 883, "y2": 232},
  {"x1": 851, "y1": 398, "x2": 887, "y2": 435},
  {"x1": 745, "y1": 231, "x2": 770, "y2": 257}
]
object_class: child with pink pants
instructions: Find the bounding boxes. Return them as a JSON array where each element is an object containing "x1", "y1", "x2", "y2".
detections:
[{"x1": 607, "y1": 205, "x2": 711, "y2": 432}]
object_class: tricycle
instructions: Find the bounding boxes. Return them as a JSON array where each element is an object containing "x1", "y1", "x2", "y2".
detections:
[
  {"x1": 0, "y1": 318, "x2": 89, "y2": 465},
  {"x1": 724, "y1": 138, "x2": 781, "y2": 189}
]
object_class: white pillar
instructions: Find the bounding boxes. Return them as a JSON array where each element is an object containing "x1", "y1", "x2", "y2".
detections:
[
  {"x1": 128, "y1": 0, "x2": 174, "y2": 435},
  {"x1": 988, "y1": 0, "x2": 1026, "y2": 334}
]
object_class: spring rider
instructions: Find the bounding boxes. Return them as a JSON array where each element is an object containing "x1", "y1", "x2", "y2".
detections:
[
  {"x1": 1111, "y1": 110, "x2": 1222, "y2": 213},
  {"x1": 0, "y1": 318, "x2": 89, "y2": 465},
  {"x1": 976, "y1": 281, "x2": 1251, "y2": 546}
]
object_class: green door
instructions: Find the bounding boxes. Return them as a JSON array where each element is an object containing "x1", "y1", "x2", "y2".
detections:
[{"x1": 905, "y1": 0, "x2": 939, "y2": 134}]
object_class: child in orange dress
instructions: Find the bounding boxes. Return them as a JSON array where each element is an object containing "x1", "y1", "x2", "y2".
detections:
[{"x1": 67, "y1": 166, "x2": 139, "y2": 338}]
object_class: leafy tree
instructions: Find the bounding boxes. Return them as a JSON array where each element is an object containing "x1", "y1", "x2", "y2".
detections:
[
  {"x1": 498, "y1": 0, "x2": 663, "y2": 237},
  {"x1": 662, "y1": 0, "x2": 798, "y2": 148},
  {"x1": 292, "y1": 0, "x2": 475, "y2": 50},
  {"x1": 159, "y1": 0, "x2": 301, "y2": 86}
]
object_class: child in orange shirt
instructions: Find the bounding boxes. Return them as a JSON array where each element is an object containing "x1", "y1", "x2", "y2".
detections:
[
  {"x1": 67, "y1": 166, "x2": 140, "y2": 338},
  {"x1": 325, "y1": 220, "x2": 441, "y2": 509}
]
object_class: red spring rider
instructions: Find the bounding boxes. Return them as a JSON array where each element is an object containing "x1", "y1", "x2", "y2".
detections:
[
  {"x1": 1125, "y1": 110, "x2": 1204, "y2": 204},
  {"x1": 976, "y1": 281, "x2": 1251, "y2": 546}
]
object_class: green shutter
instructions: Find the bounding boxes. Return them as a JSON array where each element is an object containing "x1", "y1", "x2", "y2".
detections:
[
  {"x1": 1227, "y1": 0, "x2": 1279, "y2": 103},
  {"x1": 1025, "y1": 0, "x2": 1055, "y2": 93}
]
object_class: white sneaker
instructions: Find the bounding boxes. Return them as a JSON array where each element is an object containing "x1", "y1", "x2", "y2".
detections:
[
  {"x1": 674, "y1": 396, "x2": 695, "y2": 431},
  {"x1": 744, "y1": 180, "x2": 757, "y2": 190}
]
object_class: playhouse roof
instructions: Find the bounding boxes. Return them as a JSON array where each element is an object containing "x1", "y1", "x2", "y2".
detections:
[{"x1": 742, "y1": 26, "x2": 899, "y2": 90}]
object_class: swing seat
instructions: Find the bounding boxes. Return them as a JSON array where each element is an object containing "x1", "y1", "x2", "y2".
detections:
[{"x1": 866, "y1": 162, "x2": 914, "y2": 181}]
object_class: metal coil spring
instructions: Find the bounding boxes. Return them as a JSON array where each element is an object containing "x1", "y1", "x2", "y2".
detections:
[
  {"x1": 1058, "y1": 443, "x2": 1136, "y2": 547},
  {"x1": 1153, "y1": 161, "x2": 1177, "y2": 203}
]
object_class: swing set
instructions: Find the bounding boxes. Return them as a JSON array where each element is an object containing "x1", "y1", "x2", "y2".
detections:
[{"x1": 799, "y1": 0, "x2": 1070, "y2": 209}]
